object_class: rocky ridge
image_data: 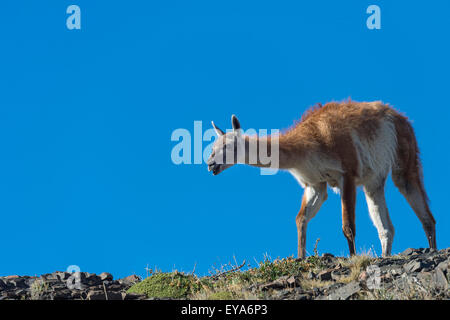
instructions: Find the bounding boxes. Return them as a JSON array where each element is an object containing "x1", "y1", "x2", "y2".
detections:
[
  {"x1": 0, "y1": 272, "x2": 146, "y2": 300},
  {"x1": 0, "y1": 247, "x2": 449, "y2": 300},
  {"x1": 252, "y1": 247, "x2": 449, "y2": 300}
]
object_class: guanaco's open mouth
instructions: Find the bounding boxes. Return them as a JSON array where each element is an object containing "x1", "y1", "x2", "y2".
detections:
[{"x1": 207, "y1": 161, "x2": 222, "y2": 175}]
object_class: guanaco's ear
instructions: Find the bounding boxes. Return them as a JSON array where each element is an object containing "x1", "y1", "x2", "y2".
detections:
[
  {"x1": 231, "y1": 114, "x2": 241, "y2": 131},
  {"x1": 211, "y1": 121, "x2": 225, "y2": 136}
]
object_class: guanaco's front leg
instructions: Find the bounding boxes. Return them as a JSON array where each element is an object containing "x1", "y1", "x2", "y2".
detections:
[
  {"x1": 341, "y1": 175, "x2": 356, "y2": 256},
  {"x1": 296, "y1": 183, "x2": 327, "y2": 259}
]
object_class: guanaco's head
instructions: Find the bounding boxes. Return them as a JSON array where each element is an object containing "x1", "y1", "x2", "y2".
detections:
[{"x1": 207, "y1": 115, "x2": 244, "y2": 175}]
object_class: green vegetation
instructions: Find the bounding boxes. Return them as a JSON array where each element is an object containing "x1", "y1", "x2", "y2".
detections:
[
  {"x1": 30, "y1": 279, "x2": 49, "y2": 300},
  {"x1": 238, "y1": 255, "x2": 323, "y2": 283},
  {"x1": 207, "y1": 291, "x2": 235, "y2": 300},
  {"x1": 127, "y1": 256, "x2": 340, "y2": 300},
  {"x1": 127, "y1": 271, "x2": 202, "y2": 299},
  {"x1": 127, "y1": 242, "x2": 384, "y2": 300}
]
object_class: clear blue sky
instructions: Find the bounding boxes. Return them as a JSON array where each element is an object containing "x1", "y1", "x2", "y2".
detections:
[{"x1": 0, "y1": 1, "x2": 449, "y2": 279}]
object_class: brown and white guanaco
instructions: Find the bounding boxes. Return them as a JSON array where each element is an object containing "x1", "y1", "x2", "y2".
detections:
[{"x1": 207, "y1": 101, "x2": 436, "y2": 258}]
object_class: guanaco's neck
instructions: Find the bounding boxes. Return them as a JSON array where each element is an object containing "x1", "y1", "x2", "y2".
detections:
[{"x1": 242, "y1": 135, "x2": 299, "y2": 169}]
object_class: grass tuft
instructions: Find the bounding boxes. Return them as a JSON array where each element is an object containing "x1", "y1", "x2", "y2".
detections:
[{"x1": 127, "y1": 271, "x2": 202, "y2": 299}]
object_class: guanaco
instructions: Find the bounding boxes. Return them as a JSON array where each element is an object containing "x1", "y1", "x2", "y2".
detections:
[{"x1": 207, "y1": 101, "x2": 436, "y2": 258}]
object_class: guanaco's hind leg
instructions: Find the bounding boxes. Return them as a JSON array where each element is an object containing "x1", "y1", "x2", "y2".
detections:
[
  {"x1": 392, "y1": 173, "x2": 437, "y2": 249},
  {"x1": 341, "y1": 175, "x2": 356, "y2": 256},
  {"x1": 296, "y1": 182, "x2": 327, "y2": 259},
  {"x1": 392, "y1": 113, "x2": 437, "y2": 249}
]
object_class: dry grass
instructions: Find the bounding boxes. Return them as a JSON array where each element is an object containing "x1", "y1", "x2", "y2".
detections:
[
  {"x1": 336, "y1": 248, "x2": 377, "y2": 284},
  {"x1": 365, "y1": 275, "x2": 449, "y2": 300},
  {"x1": 30, "y1": 279, "x2": 49, "y2": 300},
  {"x1": 300, "y1": 278, "x2": 334, "y2": 290},
  {"x1": 190, "y1": 274, "x2": 251, "y2": 300},
  {"x1": 129, "y1": 245, "x2": 450, "y2": 300}
]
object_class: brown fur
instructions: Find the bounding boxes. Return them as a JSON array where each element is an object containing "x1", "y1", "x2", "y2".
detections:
[{"x1": 280, "y1": 101, "x2": 413, "y2": 174}]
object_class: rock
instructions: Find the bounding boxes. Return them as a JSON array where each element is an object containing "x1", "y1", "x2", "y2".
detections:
[
  {"x1": 99, "y1": 272, "x2": 113, "y2": 281},
  {"x1": 322, "y1": 253, "x2": 335, "y2": 258},
  {"x1": 388, "y1": 266, "x2": 403, "y2": 277},
  {"x1": 311, "y1": 287, "x2": 321, "y2": 297},
  {"x1": 321, "y1": 283, "x2": 345, "y2": 296},
  {"x1": 8, "y1": 278, "x2": 27, "y2": 288},
  {"x1": 306, "y1": 271, "x2": 315, "y2": 280},
  {"x1": 105, "y1": 291, "x2": 124, "y2": 300},
  {"x1": 421, "y1": 266, "x2": 433, "y2": 273},
  {"x1": 56, "y1": 272, "x2": 71, "y2": 281},
  {"x1": 13, "y1": 289, "x2": 28, "y2": 299},
  {"x1": 331, "y1": 267, "x2": 351, "y2": 281},
  {"x1": 296, "y1": 294, "x2": 311, "y2": 300},
  {"x1": 317, "y1": 270, "x2": 333, "y2": 281},
  {"x1": 260, "y1": 276, "x2": 289, "y2": 291},
  {"x1": 105, "y1": 282, "x2": 124, "y2": 291},
  {"x1": 325, "y1": 281, "x2": 361, "y2": 300},
  {"x1": 431, "y1": 269, "x2": 448, "y2": 291},
  {"x1": 392, "y1": 274, "x2": 414, "y2": 291},
  {"x1": 86, "y1": 289, "x2": 123, "y2": 300},
  {"x1": 77, "y1": 273, "x2": 101, "y2": 286},
  {"x1": 437, "y1": 260, "x2": 449, "y2": 274},
  {"x1": 123, "y1": 292, "x2": 147, "y2": 300},
  {"x1": 403, "y1": 260, "x2": 423, "y2": 273},
  {"x1": 400, "y1": 248, "x2": 416, "y2": 256},
  {"x1": 273, "y1": 289, "x2": 290, "y2": 299},
  {"x1": 87, "y1": 290, "x2": 106, "y2": 300},
  {"x1": 0, "y1": 271, "x2": 143, "y2": 300},
  {"x1": 0, "y1": 279, "x2": 7, "y2": 290},
  {"x1": 286, "y1": 276, "x2": 300, "y2": 287},
  {"x1": 358, "y1": 271, "x2": 368, "y2": 282},
  {"x1": 71, "y1": 290, "x2": 88, "y2": 299},
  {"x1": 4, "y1": 291, "x2": 19, "y2": 299},
  {"x1": 119, "y1": 274, "x2": 141, "y2": 285},
  {"x1": 41, "y1": 273, "x2": 59, "y2": 281},
  {"x1": 52, "y1": 289, "x2": 73, "y2": 300}
]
